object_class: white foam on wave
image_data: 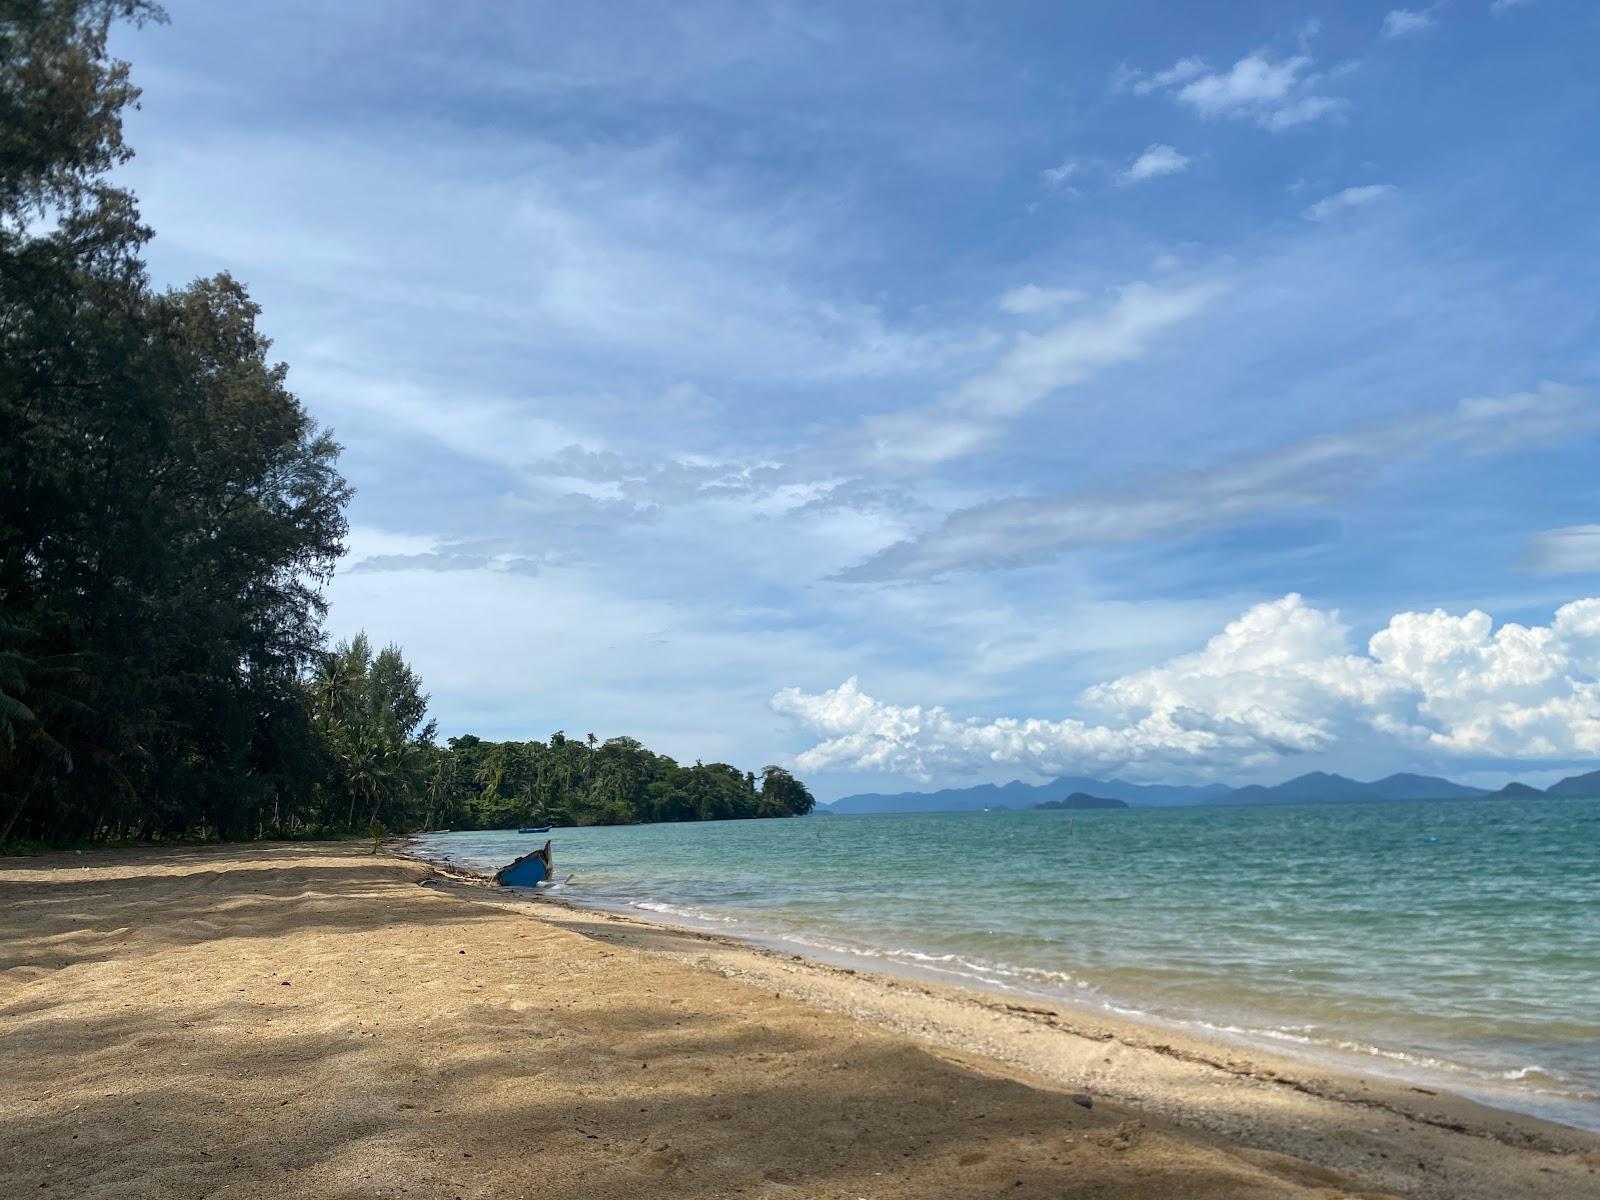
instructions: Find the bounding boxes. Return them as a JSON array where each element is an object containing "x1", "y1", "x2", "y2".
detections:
[
  {"x1": 1181, "y1": 1020, "x2": 1588, "y2": 1105},
  {"x1": 630, "y1": 898, "x2": 738, "y2": 924},
  {"x1": 766, "y1": 931, "x2": 1095, "y2": 994},
  {"x1": 601, "y1": 885, "x2": 1600, "y2": 1119}
]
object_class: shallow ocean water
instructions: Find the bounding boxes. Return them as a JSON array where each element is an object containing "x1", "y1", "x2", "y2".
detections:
[{"x1": 417, "y1": 796, "x2": 1600, "y2": 1130}]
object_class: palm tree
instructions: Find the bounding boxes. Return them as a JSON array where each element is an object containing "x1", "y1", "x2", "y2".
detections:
[{"x1": 422, "y1": 755, "x2": 451, "y2": 830}]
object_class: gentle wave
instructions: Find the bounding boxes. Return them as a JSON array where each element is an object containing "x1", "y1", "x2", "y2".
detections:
[
  {"x1": 562, "y1": 876, "x2": 1600, "y2": 1124},
  {"x1": 415, "y1": 799, "x2": 1600, "y2": 1132}
]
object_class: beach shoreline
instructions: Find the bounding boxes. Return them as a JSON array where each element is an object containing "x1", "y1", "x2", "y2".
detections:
[
  {"x1": 4, "y1": 841, "x2": 1597, "y2": 1199},
  {"x1": 404, "y1": 823, "x2": 1600, "y2": 1136},
  {"x1": 406, "y1": 846, "x2": 1600, "y2": 1167}
]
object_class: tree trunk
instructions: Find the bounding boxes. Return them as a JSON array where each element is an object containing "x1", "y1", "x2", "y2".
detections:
[{"x1": 0, "y1": 791, "x2": 28, "y2": 848}]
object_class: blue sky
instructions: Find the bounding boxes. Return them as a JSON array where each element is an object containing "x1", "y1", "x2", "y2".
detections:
[{"x1": 113, "y1": 1, "x2": 1599, "y2": 797}]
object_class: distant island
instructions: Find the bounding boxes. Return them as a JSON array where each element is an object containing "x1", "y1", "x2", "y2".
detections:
[
  {"x1": 1034, "y1": 792, "x2": 1129, "y2": 811},
  {"x1": 1486, "y1": 781, "x2": 1544, "y2": 799},
  {"x1": 825, "y1": 768, "x2": 1600, "y2": 815}
]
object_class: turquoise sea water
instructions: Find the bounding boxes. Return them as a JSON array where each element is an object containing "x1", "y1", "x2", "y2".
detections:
[{"x1": 416, "y1": 797, "x2": 1600, "y2": 1131}]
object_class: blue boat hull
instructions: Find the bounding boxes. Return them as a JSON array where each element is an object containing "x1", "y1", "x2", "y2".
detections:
[
  {"x1": 517, "y1": 826, "x2": 551, "y2": 834},
  {"x1": 494, "y1": 840, "x2": 552, "y2": 887}
]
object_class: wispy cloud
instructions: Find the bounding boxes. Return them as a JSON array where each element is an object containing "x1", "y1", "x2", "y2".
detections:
[
  {"x1": 1119, "y1": 144, "x2": 1191, "y2": 185},
  {"x1": 1125, "y1": 56, "x2": 1208, "y2": 94},
  {"x1": 841, "y1": 385, "x2": 1594, "y2": 581},
  {"x1": 1040, "y1": 159, "x2": 1081, "y2": 190},
  {"x1": 1301, "y1": 183, "x2": 1398, "y2": 220},
  {"x1": 998, "y1": 284, "x2": 1089, "y2": 316},
  {"x1": 1527, "y1": 525, "x2": 1600, "y2": 573},
  {"x1": 860, "y1": 280, "x2": 1223, "y2": 468},
  {"x1": 116, "y1": 0, "x2": 1599, "y2": 790},
  {"x1": 1382, "y1": 9, "x2": 1437, "y2": 38},
  {"x1": 954, "y1": 281, "x2": 1224, "y2": 419}
]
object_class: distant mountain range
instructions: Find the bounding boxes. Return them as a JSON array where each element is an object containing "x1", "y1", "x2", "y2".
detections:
[
  {"x1": 826, "y1": 776, "x2": 1230, "y2": 814},
  {"x1": 1220, "y1": 771, "x2": 1487, "y2": 806},
  {"x1": 824, "y1": 768, "x2": 1600, "y2": 814}
]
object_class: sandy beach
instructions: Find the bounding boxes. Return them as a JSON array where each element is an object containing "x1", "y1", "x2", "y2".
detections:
[{"x1": 3, "y1": 844, "x2": 1597, "y2": 1199}]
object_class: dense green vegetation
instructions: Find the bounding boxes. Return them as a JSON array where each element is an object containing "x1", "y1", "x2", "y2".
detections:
[
  {"x1": 0, "y1": 2, "x2": 811, "y2": 848},
  {"x1": 428, "y1": 736, "x2": 814, "y2": 829}
]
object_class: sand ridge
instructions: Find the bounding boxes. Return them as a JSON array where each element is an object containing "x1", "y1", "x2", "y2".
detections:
[{"x1": 2, "y1": 842, "x2": 1596, "y2": 1199}]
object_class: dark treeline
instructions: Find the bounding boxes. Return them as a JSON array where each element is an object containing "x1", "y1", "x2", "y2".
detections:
[
  {"x1": 309, "y1": 634, "x2": 813, "y2": 833},
  {"x1": 0, "y1": 2, "x2": 811, "y2": 847},
  {"x1": 429, "y1": 736, "x2": 814, "y2": 830},
  {"x1": 304, "y1": 635, "x2": 813, "y2": 834}
]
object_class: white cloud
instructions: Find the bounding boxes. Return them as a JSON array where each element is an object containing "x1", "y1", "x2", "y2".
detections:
[
  {"x1": 1382, "y1": 9, "x2": 1437, "y2": 37},
  {"x1": 1527, "y1": 526, "x2": 1600, "y2": 573},
  {"x1": 1178, "y1": 54, "x2": 1308, "y2": 114},
  {"x1": 1129, "y1": 57, "x2": 1208, "y2": 94},
  {"x1": 342, "y1": 525, "x2": 440, "y2": 566},
  {"x1": 1301, "y1": 183, "x2": 1398, "y2": 221},
  {"x1": 998, "y1": 284, "x2": 1089, "y2": 316},
  {"x1": 1261, "y1": 95, "x2": 1345, "y2": 131},
  {"x1": 129, "y1": 125, "x2": 958, "y2": 411},
  {"x1": 860, "y1": 280, "x2": 1223, "y2": 469},
  {"x1": 1119, "y1": 144, "x2": 1191, "y2": 185},
  {"x1": 955, "y1": 281, "x2": 1224, "y2": 418},
  {"x1": 843, "y1": 384, "x2": 1593, "y2": 580},
  {"x1": 1040, "y1": 159, "x2": 1081, "y2": 189},
  {"x1": 773, "y1": 594, "x2": 1600, "y2": 780},
  {"x1": 1133, "y1": 52, "x2": 1346, "y2": 130}
]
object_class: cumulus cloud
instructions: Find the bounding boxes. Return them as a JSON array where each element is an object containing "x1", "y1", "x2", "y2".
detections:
[
  {"x1": 842, "y1": 383, "x2": 1593, "y2": 581},
  {"x1": 772, "y1": 594, "x2": 1600, "y2": 779},
  {"x1": 1160, "y1": 53, "x2": 1345, "y2": 130},
  {"x1": 1302, "y1": 183, "x2": 1399, "y2": 221},
  {"x1": 1382, "y1": 9, "x2": 1437, "y2": 37},
  {"x1": 1526, "y1": 525, "x2": 1600, "y2": 573},
  {"x1": 1119, "y1": 144, "x2": 1191, "y2": 185}
]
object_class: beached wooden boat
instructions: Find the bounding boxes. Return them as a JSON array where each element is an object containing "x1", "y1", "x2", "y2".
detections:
[
  {"x1": 517, "y1": 825, "x2": 552, "y2": 833},
  {"x1": 494, "y1": 840, "x2": 552, "y2": 887}
]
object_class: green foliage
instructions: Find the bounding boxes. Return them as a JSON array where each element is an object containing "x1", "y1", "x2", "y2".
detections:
[
  {"x1": 1, "y1": 1, "x2": 349, "y2": 845},
  {"x1": 416, "y1": 734, "x2": 815, "y2": 831},
  {"x1": 0, "y1": 3, "x2": 816, "y2": 849},
  {"x1": 309, "y1": 635, "x2": 434, "y2": 833}
]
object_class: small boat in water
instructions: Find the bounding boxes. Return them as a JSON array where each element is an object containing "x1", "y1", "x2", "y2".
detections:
[
  {"x1": 517, "y1": 825, "x2": 552, "y2": 833},
  {"x1": 494, "y1": 840, "x2": 552, "y2": 887}
]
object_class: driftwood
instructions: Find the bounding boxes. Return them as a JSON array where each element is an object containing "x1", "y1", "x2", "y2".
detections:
[{"x1": 387, "y1": 840, "x2": 500, "y2": 888}]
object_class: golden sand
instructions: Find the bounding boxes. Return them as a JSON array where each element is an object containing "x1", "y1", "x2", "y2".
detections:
[{"x1": 3, "y1": 843, "x2": 1596, "y2": 1199}]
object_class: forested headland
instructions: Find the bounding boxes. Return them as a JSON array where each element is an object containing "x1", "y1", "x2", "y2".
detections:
[{"x1": 0, "y1": 2, "x2": 812, "y2": 849}]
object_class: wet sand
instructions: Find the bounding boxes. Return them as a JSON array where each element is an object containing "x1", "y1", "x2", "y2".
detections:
[{"x1": 2, "y1": 842, "x2": 1596, "y2": 1199}]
